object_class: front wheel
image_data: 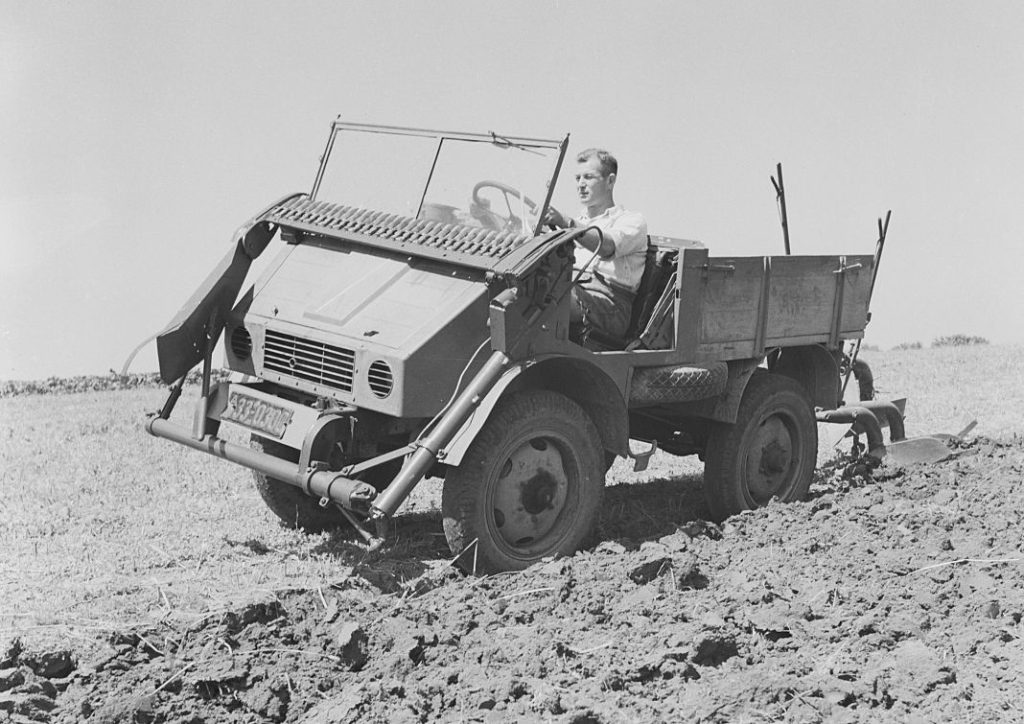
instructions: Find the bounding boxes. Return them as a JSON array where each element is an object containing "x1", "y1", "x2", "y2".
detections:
[
  {"x1": 442, "y1": 390, "x2": 605, "y2": 574},
  {"x1": 702, "y1": 371, "x2": 817, "y2": 521},
  {"x1": 251, "y1": 437, "x2": 402, "y2": 533},
  {"x1": 251, "y1": 436, "x2": 343, "y2": 532}
]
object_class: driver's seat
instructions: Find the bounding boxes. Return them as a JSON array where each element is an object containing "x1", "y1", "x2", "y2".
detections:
[{"x1": 577, "y1": 243, "x2": 679, "y2": 352}]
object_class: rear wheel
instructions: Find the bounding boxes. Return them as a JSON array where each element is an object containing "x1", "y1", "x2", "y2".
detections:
[
  {"x1": 442, "y1": 390, "x2": 605, "y2": 574},
  {"x1": 702, "y1": 371, "x2": 817, "y2": 521}
]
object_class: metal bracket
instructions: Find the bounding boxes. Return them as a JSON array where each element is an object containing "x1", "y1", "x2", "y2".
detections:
[
  {"x1": 628, "y1": 438, "x2": 659, "y2": 472},
  {"x1": 340, "y1": 444, "x2": 416, "y2": 477},
  {"x1": 154, "y1": 374, "x2": 187, "y2": 421},
  {"x1": 334, "y1": 504, "x2": 385, "y2": 549},
  {"x1": 191, "y1": 308, "x2": 220, "y2": 440},
  {"x1": 304, "y1": 461, "x2": 330, "y2": 506},
  {"x1": 698, "y1": 263, "x2": 736, "y2": 278}
]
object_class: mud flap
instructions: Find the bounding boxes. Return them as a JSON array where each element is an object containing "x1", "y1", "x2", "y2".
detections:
[{"x1": 156, "y1": 221, "x2": 275, "y2": 383}]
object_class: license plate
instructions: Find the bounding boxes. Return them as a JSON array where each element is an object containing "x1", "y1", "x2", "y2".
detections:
[{"x1": 221, "y1": 392, "x2": 294, "y2": 439}]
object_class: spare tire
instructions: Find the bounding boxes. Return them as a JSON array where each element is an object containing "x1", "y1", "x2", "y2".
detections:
[{"x1": 629, "y1": 361, "x2": 728, "y2": 406}]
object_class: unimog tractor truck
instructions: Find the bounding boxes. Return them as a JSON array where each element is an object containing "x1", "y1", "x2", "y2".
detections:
[{"x1": 147, "y1": 120, "x2": 924, "y2": 573}]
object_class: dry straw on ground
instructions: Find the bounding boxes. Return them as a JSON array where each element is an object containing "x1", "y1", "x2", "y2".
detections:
[{"x1": 1, "y1": 344, "x2": 1021, "y2": 722}]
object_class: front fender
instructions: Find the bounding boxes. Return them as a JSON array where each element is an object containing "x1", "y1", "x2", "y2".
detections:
[
  {"x1": 438, "y1": 355, "x2": 630, "y2": 466},
  {"x1": 438, "y1": 363, "x2": 529, "y2": 466}
]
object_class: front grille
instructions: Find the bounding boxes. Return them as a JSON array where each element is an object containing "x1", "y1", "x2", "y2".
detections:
[{"x1": 263, "y1": 330, "x2": 355, "y2": 392}]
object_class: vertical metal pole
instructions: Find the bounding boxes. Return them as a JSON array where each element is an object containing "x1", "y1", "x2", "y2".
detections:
[
  {"x1": 841, "y1": 210, "x2": 891, "y2": 401},
  {"x1": 771, "y1": 163, "x2": 791, "y2": 255},
  {"x1": 868, "y1": 210, "x2": 891, "y2": 302},
  {"x1": 534, "y1": 134, "x2": 570, "y2": 236},
  {"x1": 191, "y1": 309, "x2": 219, "y2": 440},
  {"x1": 310, "y1": 123, "x2": 340, "y2": 200},
  {"x1": 415, "y1": 137, "x2": 445, "y2": 219}
]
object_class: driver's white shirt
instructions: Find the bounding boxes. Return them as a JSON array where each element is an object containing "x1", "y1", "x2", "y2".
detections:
[{"x1": 574, "y1": 205, "x2": 648, "y2": 292}]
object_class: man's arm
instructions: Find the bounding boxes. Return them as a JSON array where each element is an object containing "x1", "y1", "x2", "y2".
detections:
[
  {"x1": 572, "y1": 224, "x2": 616, "y2": 259},
  {"x1": 543, "y1": 207, "x2": 616, "y2": 258}
]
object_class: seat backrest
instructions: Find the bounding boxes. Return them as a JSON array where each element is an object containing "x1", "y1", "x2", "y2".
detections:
[{"x1": 624, "y1": 245, "x2": 679, "y2": 340}]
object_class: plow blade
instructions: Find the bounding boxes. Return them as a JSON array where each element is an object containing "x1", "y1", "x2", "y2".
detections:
[
  {"x1": 884, "y1": 436, "x2": 953, "y2": 465},
  {"x1": 879, "y1": 416, "x2": 976, "y2": 465},
  {"x1": 818, "y1": 400, "x2": 974, "y2": 466}
]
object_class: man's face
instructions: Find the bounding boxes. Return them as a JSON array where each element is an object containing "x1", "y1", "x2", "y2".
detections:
[{"x1": 574, "y1": 157, "x2": 615, "y2": 209}]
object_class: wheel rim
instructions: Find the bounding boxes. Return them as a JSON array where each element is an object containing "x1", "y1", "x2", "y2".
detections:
[
  {"x1": 488, "y1": 435, "x2": 571, "y2": 552},
  {"x1": 743, "y1": 413, "x2": 801, "y2": 504}
]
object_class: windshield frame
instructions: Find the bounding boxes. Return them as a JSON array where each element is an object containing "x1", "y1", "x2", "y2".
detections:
[{"x1": 310, "y1": 120, "x2": 569, "y2": 237}]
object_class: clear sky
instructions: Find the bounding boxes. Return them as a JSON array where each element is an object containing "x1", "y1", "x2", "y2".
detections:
[{"x1": 2, "y1": 1, "x2": 1022, "y2": 380}]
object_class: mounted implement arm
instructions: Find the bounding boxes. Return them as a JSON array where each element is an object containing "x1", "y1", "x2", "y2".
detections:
[{"x1": 155, "y1": 194, "x2": 302, "y2": 384}]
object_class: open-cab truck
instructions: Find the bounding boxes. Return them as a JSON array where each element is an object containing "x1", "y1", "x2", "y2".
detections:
[{"x1": 148, "y1": 120, "x2": 901, "y2": 574}]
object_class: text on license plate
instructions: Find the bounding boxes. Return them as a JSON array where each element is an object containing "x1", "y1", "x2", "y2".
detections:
[{"x1": 222, "y1": 392, "x2": 294, "y2": 439}]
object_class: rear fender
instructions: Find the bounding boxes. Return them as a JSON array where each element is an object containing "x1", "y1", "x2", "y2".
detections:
[
  {"x1": 768, "y1": 344, "x2": 841, "y2": 409},
  {"x1": 439, "y1": 356, "x2": 629, "y2": 466}
]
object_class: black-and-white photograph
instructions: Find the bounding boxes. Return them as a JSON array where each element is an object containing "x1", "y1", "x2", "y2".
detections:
[{"x1": 2, "y1": 2, "x2": 1022, "y2": 721}]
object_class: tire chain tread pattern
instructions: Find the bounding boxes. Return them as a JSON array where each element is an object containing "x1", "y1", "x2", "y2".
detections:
[
  {"x1": 702, "y1": 370, "x2": 816, "y2": 521},
  {"x1": 628, "y1": 361, "x2": 729, "y2": 405},
  {"x1": 441, "y1": 390, "x2": 604, "y2": 573}
]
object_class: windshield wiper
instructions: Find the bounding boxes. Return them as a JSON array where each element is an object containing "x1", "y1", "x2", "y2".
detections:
[{"x1": 488, "y1": 131, "x2": 544, "y2": 157}]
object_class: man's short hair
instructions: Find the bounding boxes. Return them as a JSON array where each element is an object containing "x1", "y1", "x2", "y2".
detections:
[{"x1": 576, "y1": 148, "x2": 618, "y2": 178}]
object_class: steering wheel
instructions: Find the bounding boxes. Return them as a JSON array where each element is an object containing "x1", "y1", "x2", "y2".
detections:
[{"x1": 471, "y1": 180, "x2": 539, "y2": 234}]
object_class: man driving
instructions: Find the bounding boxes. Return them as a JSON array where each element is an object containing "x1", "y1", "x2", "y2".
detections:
[{"x1": 544, "y1": 148, "x2": 648, "y2": 339}]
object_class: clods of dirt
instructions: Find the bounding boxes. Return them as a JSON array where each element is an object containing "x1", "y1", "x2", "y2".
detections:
[
  {"x1": 10, "y1": 436, "x2": 1024, "y2": 723},
  {"x1": 0, "y1": 641, "x2": 76, "y2": 723}
]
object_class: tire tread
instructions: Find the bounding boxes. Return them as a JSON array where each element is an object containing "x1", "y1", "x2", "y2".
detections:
[
  {"x1": 702, "y1": 370, "x2": 817, "y2": 521},
  {"x1": 442, "y1": 390, "x2": 604, "y2": 573}
]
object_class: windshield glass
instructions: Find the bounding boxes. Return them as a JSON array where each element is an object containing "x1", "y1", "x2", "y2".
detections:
[{"x1": 312, "y1": 124, "x2": 565, "y2": 237}]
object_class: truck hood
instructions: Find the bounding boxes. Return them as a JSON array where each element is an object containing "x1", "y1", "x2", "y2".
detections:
[{"x1": 247, "y1": 242, "x2": 486, "y2": 354}]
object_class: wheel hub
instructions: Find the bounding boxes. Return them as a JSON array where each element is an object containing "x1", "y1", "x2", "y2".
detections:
[
  {"x1": 520, "y1": 470, "x2": 558, "y2": 514},
  {"x1": 746, "y1": 416, "x2": 796, "y2": 502},
  {"x1": 491, "y1": 436, "x2": 569, "y2": 547}
]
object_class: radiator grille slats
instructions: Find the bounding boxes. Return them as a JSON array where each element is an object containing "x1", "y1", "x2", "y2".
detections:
[
  {"x1": 264, "y1": 330, "x2": 355, "y2": 392},
  {"x1": 264, "y1": 197, "x2": 529, "y2": 259}
]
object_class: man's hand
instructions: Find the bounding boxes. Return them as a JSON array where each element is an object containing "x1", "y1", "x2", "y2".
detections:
[
  {"x1": 543, "y1": 206, "x2": 570, "y2": 229},
  {"x1": 544, "y1": 205, "x2": 613, "y2": 257}
]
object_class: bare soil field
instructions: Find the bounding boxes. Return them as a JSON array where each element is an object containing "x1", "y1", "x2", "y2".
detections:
[{"x1": 1, "y1": 345, "x2": 1022, "y2": 723}]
